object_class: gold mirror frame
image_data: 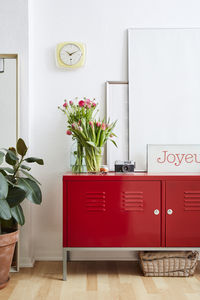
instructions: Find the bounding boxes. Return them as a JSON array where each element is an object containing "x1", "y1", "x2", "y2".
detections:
[
  {"x1": 0, "y1": 54, "x2": 19, "y2": 143},
  {"x1": 0, "y1": 54, "x2": 19, "y2": 271}
]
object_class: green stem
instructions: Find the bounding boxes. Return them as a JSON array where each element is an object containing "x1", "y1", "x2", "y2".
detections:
[
  {"x1": 72, "y1": 142, "x2": 84, "y2": 173},
  {"x1": 12, "y1": 155, "x2": 24, "y2": 180},
  {"x1": 85, "y1": 146, "x2": 102, "y2": 172}
]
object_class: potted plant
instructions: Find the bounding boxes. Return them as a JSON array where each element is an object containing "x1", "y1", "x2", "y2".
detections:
[{"x1": 0, "y1": 138, "x2": 43, "y2": 289}]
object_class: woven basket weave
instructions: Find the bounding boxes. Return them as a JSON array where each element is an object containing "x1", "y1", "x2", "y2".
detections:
[{"x1": 139, "y1": 251, "x2": 199, "y2": 277}]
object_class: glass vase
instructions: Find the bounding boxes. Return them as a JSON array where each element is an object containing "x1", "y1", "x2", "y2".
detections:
[
  {"x1": 84, "y1": 146, "x2": 104, "y2": 173},
  {"x1": 70, "y1": 141, "x2": 87, "y2": 173}
]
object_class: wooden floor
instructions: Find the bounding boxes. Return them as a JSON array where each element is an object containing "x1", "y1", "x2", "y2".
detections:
[{"x1": 1, "y1": 261, "x2": 200, "y2": 300}]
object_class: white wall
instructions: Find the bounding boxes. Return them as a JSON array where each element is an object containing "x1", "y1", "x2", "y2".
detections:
[
  {"x1": 28, "y1": 0, "x2": 200, "y2": 261},
  {"x1": 0, "y1": 0, "x2": 32, "y2": 266},
  {"x1": 0, "y1": 0, "x2": 29, "y2": 141}
]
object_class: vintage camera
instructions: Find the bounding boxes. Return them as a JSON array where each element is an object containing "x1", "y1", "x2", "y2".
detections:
[{"x1": 114, "y1": 160, "x2": 135, "y2": 173}]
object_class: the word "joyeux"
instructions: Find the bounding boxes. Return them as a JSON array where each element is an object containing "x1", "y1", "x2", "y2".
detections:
[{"x1": 157, "y1": 151, "x2": 200, "y2": 166}]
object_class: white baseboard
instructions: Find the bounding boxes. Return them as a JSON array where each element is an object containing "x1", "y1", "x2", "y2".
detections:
[
  {"x1": 35, "y1": 256, "x2": 62, "y2": 261},
  {"x1": 20, "y1": 256, "x2": 35, "y2": 268}
]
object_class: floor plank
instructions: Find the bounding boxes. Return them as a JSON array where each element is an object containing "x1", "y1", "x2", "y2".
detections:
[
  {"x1": 86, "y1": 262, "x2": 97, "y2": 291},
  {"x1": 1, "y1": 261, "x2": 200, "y2": 300}
]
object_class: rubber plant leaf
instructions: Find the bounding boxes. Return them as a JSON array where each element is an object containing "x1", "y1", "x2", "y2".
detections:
[
  {"x1": 19, "y1": 169, "x2": 41, "y2": 185},
  {"x1": 0, "y1": 173, "x2": 8, "y2": 200},
  {"x1": 0, "y1": 151, "x2": 5, "y2": 165},
  {"x1": 11, "y1": 204, "x2": 25, "y2": 226},
  {"x1": 6, "y1": 186, "x2": 26, "y2": 208},
  {"x1": 24, "y1": 157, "x2": 44, "y2": 165},
  {"x1": 0, "y1": 167, "x2": 14, "y2": 174},
  {"x1": 17, "y1": 178, "x2": 42, "y2": 204},
  {"x1": 4, "y1": 149, "x2": 19, "y2": 166},
  {"x1": 20, "y1": 164, "x2": 31, "y2": 171},
  {"x1": 0, "y1": 199, "x2": 11, "y2": 220},
  {"x1": 17, "y1": 138, "x2": 28, "y2": 156}
]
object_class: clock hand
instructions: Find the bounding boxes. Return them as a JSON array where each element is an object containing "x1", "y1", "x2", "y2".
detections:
[{"x1": 69, "y1": 50, "x2": 79, "y2": 56}]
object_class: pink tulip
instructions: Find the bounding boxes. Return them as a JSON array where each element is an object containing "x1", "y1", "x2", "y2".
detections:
[
  {"x1": 96, "y1": 122, "x2": 101, "y2": 127},
  {"x1": 66, "y1": 130, "x2": 72, "y2": 135},
  {"x1": 78, "y1": 126, "x2": 83, "y2": 132},
  {"x1": 87, "y1": 104, "x2": 91, "y2": 109},
  {"x1": 63, "y1": 102, "x2": 68, "y2": 107},
  {"x1": 89, "y1": 121, "x2": 94, "y2": 128},
  {"x1": 69, "y1": 100, "x2": 73, "y2": 105},
  {"x1": 72, "y1": 123, "x2": 76, "y2": 129},
  {"x1": 85, "y1": 99, "x2": 91, "y2": 104},
  {"x1": 79, "y1": 100, "x2": 85, "y2": 107},
  {"x1": 101, "y1": 123, "x2": 106, "y2": 130},
  {"x1": 92, "y1": 102, "x2": 96, "y2": 107}
]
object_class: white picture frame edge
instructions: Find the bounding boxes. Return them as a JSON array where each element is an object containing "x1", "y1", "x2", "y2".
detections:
[{"x1": 106, "y1": 81, "x2": 129, "y2": 170}]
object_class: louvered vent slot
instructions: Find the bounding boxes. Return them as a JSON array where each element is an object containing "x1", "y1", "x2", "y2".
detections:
[
  {"x1": 184, "y1": 191, "x2": 200, "y2": 211},
  {"x1": 85, "y1": 192, "x2": 106, "y2": 212},
  {"x1": 122, "y1": 191, "x2": 144, "y2": 212}
]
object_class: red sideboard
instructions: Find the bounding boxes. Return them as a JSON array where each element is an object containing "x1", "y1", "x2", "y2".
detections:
[{"x1": 62, "y1": 172, "x2": 200, "y2": 279}]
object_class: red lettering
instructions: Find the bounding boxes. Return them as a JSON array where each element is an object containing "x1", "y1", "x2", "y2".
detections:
[
  {"x1": 157, "y1": 151, "x2": 200, "y2": 166},
  {"x1": 157, "y1": 151, "x2": 167, "y2": 163},
  {"x1": 194, "y1": 154, "x2": 200, "y2": 163},
  {"x1": 185, "y1": 154, "x2": 193, "y2": 163},
  {"x1": 167, "y1": 154, "x2": 176, "y2": 163},
  {"x1": 174, "y1": 154, "x2": 185, "y2": 166}
]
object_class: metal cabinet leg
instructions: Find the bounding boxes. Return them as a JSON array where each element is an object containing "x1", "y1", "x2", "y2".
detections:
[{"x1": 63, "y1": 249, "x2": 67, "y2": 281}]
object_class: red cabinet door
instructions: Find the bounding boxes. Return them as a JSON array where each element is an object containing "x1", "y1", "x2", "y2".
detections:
[
  {"x1": 166, "y1": 181, "x2": 200, "y2": 247},
  {"x1": 66, "y1": 180, "x2": 161, "y2": 247}
]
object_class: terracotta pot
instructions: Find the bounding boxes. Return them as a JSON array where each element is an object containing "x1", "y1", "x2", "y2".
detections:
[{"x1": 0, "y1": 230, "x2": 19, "y2": 289}]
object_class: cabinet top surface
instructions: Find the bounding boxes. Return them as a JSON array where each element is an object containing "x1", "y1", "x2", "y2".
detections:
[{"x1": 63, "y1": 172, "x2": 200, "y2": 181}]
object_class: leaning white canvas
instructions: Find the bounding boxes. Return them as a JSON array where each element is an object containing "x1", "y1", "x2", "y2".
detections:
[
  {"x1": 147, "y1": 144, "x2": 200, "y2": 173},
  {"x1": 128, "y1": 28, "x2": 200, "y2": 171}
]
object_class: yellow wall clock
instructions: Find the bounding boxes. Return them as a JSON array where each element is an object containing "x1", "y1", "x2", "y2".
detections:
[{"x1": 56, "y1": 42, "x2": 85, "y2": 69}]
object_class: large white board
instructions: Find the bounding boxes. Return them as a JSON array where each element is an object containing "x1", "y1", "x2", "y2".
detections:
[{"x1": 128, "y1": 28, "x2": 200, "y2": 170}]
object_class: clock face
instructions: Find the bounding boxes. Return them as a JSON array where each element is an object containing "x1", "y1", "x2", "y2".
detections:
[{"x1": 59, "y1": 44, "x2": 82, "y2": 66}]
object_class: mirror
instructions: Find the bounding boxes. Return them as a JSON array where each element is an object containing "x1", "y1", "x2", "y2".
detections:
[
  {"x1": 0, "y1": 54, "x2": 19, "y2": 271},
  {"x1": 0, "y1": 54, "x2": 18, "y2": 148},
  {"x1": 128, "y1": 29, "x2": 200, "y2": 170}
]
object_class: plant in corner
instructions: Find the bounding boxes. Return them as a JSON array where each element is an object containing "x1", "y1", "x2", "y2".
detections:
[{"x1": 0, "y1": 138, "x2": 44, "y2": 289}]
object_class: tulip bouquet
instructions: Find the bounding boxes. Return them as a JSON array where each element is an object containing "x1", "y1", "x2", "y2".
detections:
[{"x1": 58, "y1": 97, "x2": 117, "y2": 172}]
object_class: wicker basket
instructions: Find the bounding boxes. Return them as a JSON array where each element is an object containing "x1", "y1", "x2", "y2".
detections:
[{"x1": 139, "y1": 251, "x2": 199, "y2": 277}]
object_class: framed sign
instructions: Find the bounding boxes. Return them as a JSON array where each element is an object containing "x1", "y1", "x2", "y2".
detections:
[{"x1": 147, "y1": 144, "x2": 200, "y2": 173}]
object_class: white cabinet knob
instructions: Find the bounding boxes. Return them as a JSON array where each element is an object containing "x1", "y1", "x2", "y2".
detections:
[
  {"x1": 167, "y1": 209, "x2": 173, "y2": 215},
  {"x1": 154, "y1": 209, "x2": 160, "y2": 215}
]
